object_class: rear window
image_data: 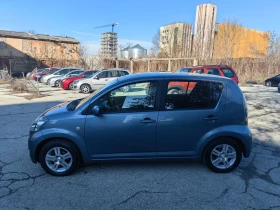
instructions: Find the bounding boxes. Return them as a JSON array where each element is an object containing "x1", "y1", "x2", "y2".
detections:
[
  {"x1": 192, "y1": 69, "x2": 204, "y2": 74},
  {"x1": 221, "y1": 68, "x2": 235, "y2": 78},
  {"x1": 177, "y1": 68, "x2": 192, "y2": 73}
]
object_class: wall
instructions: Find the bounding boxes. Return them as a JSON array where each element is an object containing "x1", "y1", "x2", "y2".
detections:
[{"x1": 213, "y1": 24, "x2": 270, "y2": 59}]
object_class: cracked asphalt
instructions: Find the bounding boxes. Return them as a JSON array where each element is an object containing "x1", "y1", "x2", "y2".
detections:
[{"x1": 0, "y1": 83, "x2": 280, "y2": 210}]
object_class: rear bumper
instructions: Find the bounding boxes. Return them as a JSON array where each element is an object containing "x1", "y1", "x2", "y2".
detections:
[
  {"x1": 49, "y1": 79, "x2": 56, "y2": 87},
  {"x1": 243, "y1": 127, "x2": 253, "y2": 158}
]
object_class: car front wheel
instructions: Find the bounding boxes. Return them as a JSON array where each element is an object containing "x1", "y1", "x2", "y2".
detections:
[
  {"x1": 204, "y1": 138, "x2": 242, "y2": 173},
  {"x1": 55, "y1": 80, "x2": 61, "y2": 87},
  {"x1": 39, "y1": 139, "x2": 80, "y2": 176},
  {"x1": 69, "y1": 82, "x2": 74, "y2": 89},
  {"x1": 265, "y1": 81, "x2": 272, "y2": 87},
  {"x1": 80, "y1": 84, "x2": 91, "y2": 94}
]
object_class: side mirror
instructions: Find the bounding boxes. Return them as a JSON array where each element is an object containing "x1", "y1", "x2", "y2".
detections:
[
  {"x1": 94, "y1": 76, "x2": 99, "y2": 80},
  {"x1": 92, "y1": 105, "x2": 100, "y2": 116}
]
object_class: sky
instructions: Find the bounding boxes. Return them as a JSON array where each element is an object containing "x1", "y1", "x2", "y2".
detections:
[{"x1": 1, "y1": 0, "x2": 280, "y2": 55}]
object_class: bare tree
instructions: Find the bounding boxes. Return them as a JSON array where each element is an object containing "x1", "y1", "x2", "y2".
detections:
[
  {"x1": 126, "y1": 42, "x2": 133, "y2": 48},
  {"x1": 212, "y1": 18, "x2": 244, "y2": 59},
  {"x1": 78, "y1": 43, "x2": 89, "y2": 69}
]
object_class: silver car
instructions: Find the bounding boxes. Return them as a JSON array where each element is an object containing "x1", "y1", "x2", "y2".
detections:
[
  {"x1": 41, "y1": 68, "x2": 83, "y2": 84},
  {"x1": 73, "y1": 69, "x2": 130, "y2": 93},
  {"x1": 49, "y1": 70, "x2": 85, "y2": 87}
]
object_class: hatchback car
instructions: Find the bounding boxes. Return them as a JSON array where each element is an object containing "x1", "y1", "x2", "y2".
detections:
[
  {"x1": 48, "y1": 70, "x2": 85, "y2": 87},
  {"x1": 177, "y1": 65, "x2": 239, "y2": 84},
  {"x1": 28, "y1": 73, "x2": 252, "y2": 176},
  {"x1": 61, "y1": 70, "x2": 98, "y2": 90},
  {"x1": 41, "y1": 68, "x2": 83, "y2": 84},
  {"x1": 73, "y1": 69, "x2": 130, "y2": 93},
  {"x1": 264, "y1": 74, "x2": 280, "y2": 87}
]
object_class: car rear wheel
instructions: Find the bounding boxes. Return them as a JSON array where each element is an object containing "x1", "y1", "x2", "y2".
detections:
[
  {"x1": 81, "y1": 84, "x2": 91, "y2": 94},
  {"x1": 266, "y1": 81, "x2": 272, "y2": 87},
  {"x1": 39, "y1": 139, "x2": 80, "y2": 176},
  {"x1": 55, "y1": 80, "x2": 61, "y2": 88},
  {"x1": 204, "y1": 138, "x2": 242, "y2": 173},
  {"x1": 69, "y1": 82, "x2": 74, "y2": 89}
]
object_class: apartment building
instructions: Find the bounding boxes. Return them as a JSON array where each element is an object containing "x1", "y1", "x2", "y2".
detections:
[{"x1": 160, "y1": 22, "x2": 192, "y2": 57}]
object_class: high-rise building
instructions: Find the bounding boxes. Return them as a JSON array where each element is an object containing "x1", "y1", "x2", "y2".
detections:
[
  {"x1": 101, "y1": 32, "x2": 118, "y2": 58},
  {"x1": 160, "y1": 22, "x2": 192, "y2": 57},
  {"x1": 193, "y1": 3, "x2": 217, "y2": 59}
]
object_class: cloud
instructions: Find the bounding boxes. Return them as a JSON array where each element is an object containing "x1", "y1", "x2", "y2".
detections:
[
  {"x1": 71, "y1": 31, "x2": 100, "y2": 37},
  {"x1": 83, "y1": 41, "x2": 100, "y2": 55}
]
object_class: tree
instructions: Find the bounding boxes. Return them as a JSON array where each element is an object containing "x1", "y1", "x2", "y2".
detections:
[{"x1": 78, "y1": 43, "x2": 89, "y2": 69}]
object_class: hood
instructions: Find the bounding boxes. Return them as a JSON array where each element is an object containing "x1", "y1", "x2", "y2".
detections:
[
  {"x1": 77, "y1": 78, "x2": 92, "y2": 83},
  {"x1": 64, "y1": 75, "x2": 81, "y2": 81}
]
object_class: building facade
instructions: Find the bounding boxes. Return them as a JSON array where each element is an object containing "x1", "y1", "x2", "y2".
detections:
[
  {"x1": 213, "y1": 24, "x2": 270, "y2": 59},
  {"x1": 160, "y1": 22, "x2": 192, "y2": 57},
  {"x1": 193, "y1": 3, "x2": 217, "y2": 59},
  {"x1": 101, "y1": 32, "x2": 118, "y2": 58},
  {"x1": 0, "y1": 30, "x2": 79, "y2": 72}
]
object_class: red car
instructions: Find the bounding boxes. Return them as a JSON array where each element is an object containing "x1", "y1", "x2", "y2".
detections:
[
  {"x1": 177, "y1": 65, "x2": 239, "y2": 84},
  {"x1": 61, "y1": 70, "x2": 98, "y2": 89}
]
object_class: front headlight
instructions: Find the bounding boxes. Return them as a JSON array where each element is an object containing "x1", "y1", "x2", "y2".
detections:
[{"x1": 30, "y1": 116, "x2": 48, "y2": 131}]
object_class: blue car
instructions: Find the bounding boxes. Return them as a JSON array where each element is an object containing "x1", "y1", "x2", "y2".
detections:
[{"x1": 28, "y1": 73, "x2": 252, "y2": 176}]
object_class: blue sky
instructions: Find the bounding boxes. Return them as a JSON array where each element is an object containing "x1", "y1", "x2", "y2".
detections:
[{"x1": 1, "y1": 0, "x2": 279, "y2": 55}]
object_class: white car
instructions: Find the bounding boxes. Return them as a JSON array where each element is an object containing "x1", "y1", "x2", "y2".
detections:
[
  {"x1": 49, "y1": 70, "x2": 84, "y2": 87},
  {"x1": 41, "y1": 68, "x2": 83, "y2": 84},
  {"x1": 73, "y1": 69, "x2": 130, "y2": 93}
]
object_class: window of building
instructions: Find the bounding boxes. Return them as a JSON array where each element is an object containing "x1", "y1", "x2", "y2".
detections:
[
  {"x1": 165, "y1": 80, "x2": 224, "y2": 110},
  {"x1": 95, "y1": 81, "x2": 158, "y2": 113}
]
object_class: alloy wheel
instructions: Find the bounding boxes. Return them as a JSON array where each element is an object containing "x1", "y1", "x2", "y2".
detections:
[{"x1": 210, "y1": 144, "x2": 237, "y2": 169}]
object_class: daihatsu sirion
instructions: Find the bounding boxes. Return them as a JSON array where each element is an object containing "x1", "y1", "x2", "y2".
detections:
[{"x1": 28, "y1": 73, "x2": 252, "y2": 176}]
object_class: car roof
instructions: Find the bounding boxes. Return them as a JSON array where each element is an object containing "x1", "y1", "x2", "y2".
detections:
[
  {"x1": 181, "y1": 65, "x2": 232, "y2": 69},
  {"x1": 102, "y1": 68, "x2": 130, "y2": 72},
  {"x1": 117, "y1": 72, "x2": 232, "y2": 83}
]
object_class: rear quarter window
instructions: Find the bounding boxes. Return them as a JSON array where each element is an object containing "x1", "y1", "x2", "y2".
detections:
[{"x1": 221, "y1": 68, "x2": 235, "y2": 78}]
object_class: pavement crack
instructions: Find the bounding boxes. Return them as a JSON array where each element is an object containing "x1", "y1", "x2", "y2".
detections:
[
  {"x1": 111, "y1": 190, "x2": 171, "y2": 209},
  {"x1": 0, "y1": 120, "x2": 15, "y2": 128},
  {"x1": 0, "y1": 135, "x2": 29, "y2": 140}
]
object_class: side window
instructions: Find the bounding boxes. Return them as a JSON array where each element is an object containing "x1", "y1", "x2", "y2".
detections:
[
  {"x1": 97, "y1": 81, "x2": 158, "y2": 113},
  {"x1": 207, "y1": 68, "x2": 220, "y2": 76},
  {"x1": 110, "y1": 71, "x2": 119, "y2": 77},
  {"x1": 84, "y1": 72, "x2": 94, "y2": 78},
  {"x1": 122, "y1": 71, "x2": 129, "y2": 75},
  {"x1": 192, "y1": 69, "x2": 204, "y2": 74},
  {"x1": 165, "y1": 80, "x2": 224, "y2": 110},
  {"x1": 57, "y1": 69, "x2": 68, "y2": 75},
  {"x1": 97, "y1": 71, "x2": 108, "y2": 78},
  {"x1": 221, "y1": 68, "x2": 234, "y2": 78}
]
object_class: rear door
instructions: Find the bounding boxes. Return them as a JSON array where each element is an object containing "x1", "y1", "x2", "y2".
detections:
[
  {"x1": 156, "y1": 79, "x2": 226, "y2": 157},
  {"x1": 206, "y1": 68, "x2": 221, "y2": 76}
]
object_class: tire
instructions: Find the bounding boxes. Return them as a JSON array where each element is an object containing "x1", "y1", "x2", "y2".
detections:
[
  {"x1": 39, "y1": 139, "x2": 80, "y2": 176},
  {"x1": 266, "y1": 81, "x2": 272, "y2": 87},
  {"x1": 69, "y1": 82, "x2": 74, "y2": 89},
  {"x1": 80, "y1": 84, "x2": 91, "y2": 94},
  {"x1": 203, "y1": 138, "x2": 242, "y2": 173},
  {"x1": 55, "y1": 80, "x2": 61, "y2": 87},
  {"x1": 168, "y1": 88, "x2": 182, "y2": 94}
]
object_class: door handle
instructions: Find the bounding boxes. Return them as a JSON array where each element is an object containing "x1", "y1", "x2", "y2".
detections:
[
  {"x1": 204, "y1": 115, "x2": 219, "y2": 121},
  {"x1": 140, "y1": 118, "x2": 156, "y2": 123}
]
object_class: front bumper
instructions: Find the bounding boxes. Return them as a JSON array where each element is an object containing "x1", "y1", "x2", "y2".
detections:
[
  {"x1": 49, "y1": 79, "x2": 56, "y2": 87},
  {"x1": 28, "y1": 131, "x2": 45, "y2": 163}
]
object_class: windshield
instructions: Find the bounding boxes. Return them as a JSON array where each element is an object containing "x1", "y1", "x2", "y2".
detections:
[
  {"x1": 75, "y1": 79, "x2": 118, "y2": 109},
  {"x1": 177, "y1": 68, "x2": 192, "y2": 73}
]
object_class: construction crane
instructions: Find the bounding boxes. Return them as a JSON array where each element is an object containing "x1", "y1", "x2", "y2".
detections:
[{"x1": 94, "y1": 23, "x2": 119, "y2": 33}]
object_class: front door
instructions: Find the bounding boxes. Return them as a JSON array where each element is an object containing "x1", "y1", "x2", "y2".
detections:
[
  {"x1": 85, "y1": 81, "x2": 159, "y2": 159},
  {"x1": 156, "y1": 79, "x2": 225, "y2": 157}
]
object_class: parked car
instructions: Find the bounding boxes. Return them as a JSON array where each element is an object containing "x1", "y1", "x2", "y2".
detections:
[
  {"x1": 41, "y1": 68, "x2": 83, "y2": 84},
  {"x1": 32, "y1": 68, "x2": 60, "y2": 81},
  {"x1": 27, "y1": 68, "x2": 48, "y2": 78},
  {"x1": 61, "y1": 70, "x2": 98, "y2": 90},
  {"x1": 264, "y1": 74, "x2": 280, "y2": 87},
  {"x1": 73, "y1": 69, "x2": 130, "y2": 93},
  {"x1": 28, "y1": 72, "x2": 252, "y2": 176},
  {"x1": 48, "y1": 70, "x2": 85, "y2": 87},
  {"x1": 177, "y1": 65, "x2": 239, "y2": 84}
]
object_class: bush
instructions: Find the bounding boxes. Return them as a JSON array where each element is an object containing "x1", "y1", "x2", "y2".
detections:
[{"x1": 10, "y1": 79, "x2": 28, "y2": 92}]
